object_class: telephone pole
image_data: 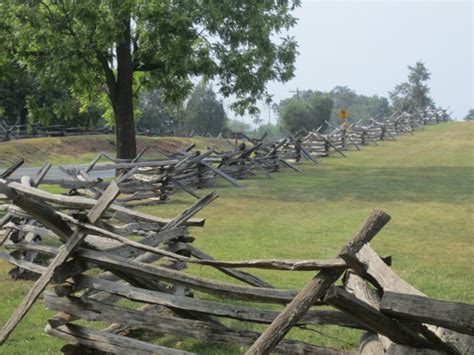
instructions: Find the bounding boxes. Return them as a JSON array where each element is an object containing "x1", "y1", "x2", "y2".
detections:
[{"x1": 289, "y1": 88, "x2": 301, "y2": 98}]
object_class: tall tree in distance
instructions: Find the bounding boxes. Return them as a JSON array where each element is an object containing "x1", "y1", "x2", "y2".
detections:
[
  {"x1": 390, "y1": 61, "x2": 434, "y2": 113},
  {"x1": 183, "y1": 83, "x2": 227, "y2": 136},
  {"x1": 138, "y1": 89, "x2": 176, "y2": 135},
  {"x1": 277, "y1": 91, "x2": 333, "y2": 133},
  {"x1": 1, "y1": 1, "x2": 300, "y2": 158}
]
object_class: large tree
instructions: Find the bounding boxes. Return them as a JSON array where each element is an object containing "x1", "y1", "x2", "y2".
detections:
[
  {"x1": 277, "y1": 90, "x2": 333, "y2": 133},
  {"x1": 390, "y1": 61, "x2": 434, "y2": 113},
  {"x1": 183, "y1": 83, "x2": 227, "y2": 136},
  {"x1": 1, "y1": 1, "x2": 299, "y2": 158}
]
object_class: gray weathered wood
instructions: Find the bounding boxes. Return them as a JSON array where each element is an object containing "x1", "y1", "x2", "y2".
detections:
[
  {"x1": 189, "y1": 246, "x2": 274, "y2": 288},
  {"x1": 70, "y1": 274, "x2": 354, "y2": 327},
  {"x1": 44, "y1": 292, "x2": 355, "y2": 354},
  {"x1": 0, "y1": 182, "x2": 119, "y2": 344},
  {"x1": 245, "y1": 209, "x2": 391, "y2": 355},
  {"x1": 45, "y1": 322, "x2": 192, "y2": 355},
  {"x1": 341, "y1": 244, "x2": 469, "y2": 354},
  {"x1": 380, "y1": 292, "x2": 474, "y2": 336},
  {"x1": 1, "y1": 180, "x2": 204, "y2": 227},
  {"x1": 32, "y1": 163, "x2": 52, "y2": 187},
  {"x1": 324, "y1": 286, "x2": 435, "y2": 349},
  {"x1": 359, "y1": 332, "x2": 384, "y2": 355},
  {"x1": 68, "y1": 248, "x2": 300, "y2": 303},
  {"x1": 0, "y1": 159, "x2": 24, "y2": 179},
  {"x1": 200, "y1": 161, "x2": 244, "y2": 187}
]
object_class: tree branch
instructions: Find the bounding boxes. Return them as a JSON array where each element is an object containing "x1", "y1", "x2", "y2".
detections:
[
  {"x1": 95, "y1": 52, "x2": 117, "y2": 102},
  {"x1": 133, "y1": 62, "x2": 164, "y2": 72}
]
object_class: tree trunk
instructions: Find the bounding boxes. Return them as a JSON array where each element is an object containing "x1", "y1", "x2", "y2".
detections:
[
  {"x1": 113, "y1": 16, "x2": 137, "y2": 160},
  {"x1": 19, "y1": 106, "x2": 28, "y2": 133}
]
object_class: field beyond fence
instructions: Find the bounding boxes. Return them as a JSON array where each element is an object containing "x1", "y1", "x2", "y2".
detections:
[{"x1": 0, "y1": 121, "x2": 472, "y2": 354}]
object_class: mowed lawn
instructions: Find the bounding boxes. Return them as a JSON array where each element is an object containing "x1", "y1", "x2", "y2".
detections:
[{"x1": 0, "y1": 122, "x2": 472, "y2": 354}]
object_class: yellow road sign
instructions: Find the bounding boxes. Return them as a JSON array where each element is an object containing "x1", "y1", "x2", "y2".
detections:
[{"x1": 338, "y1": 109, "x2": 350, "y2": 120}]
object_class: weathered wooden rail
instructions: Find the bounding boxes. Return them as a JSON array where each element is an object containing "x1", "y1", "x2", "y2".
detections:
[
  {"x1": 273, "y1": 110, "x2": 450, "y2": 162},
  {"x1": 0, "y1": 178, "x2": 471, "y2": 354},
  {"x1": 0, "y1": 109, "x2": 467, "y2": 354}
]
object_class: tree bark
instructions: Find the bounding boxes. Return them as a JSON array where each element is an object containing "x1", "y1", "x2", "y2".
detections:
[
  {"x1": 19, "y1": 106, "x2": 28, "y2": 132},
  {"x1": 113, "y1": 16, "x2": 137, "y2": 159}
]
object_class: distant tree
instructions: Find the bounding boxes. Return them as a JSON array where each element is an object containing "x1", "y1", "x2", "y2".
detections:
[
  {"x1": 330, "y1": 86, "x2": 358, "y2": 110},
  {"x1": 328, "y1": 86, "x2": 390, "y2": 123},
  {"x1": 254, "y1": 122, "x2": 283, "y2": 141},
  {"x1": 1, "y1": 1, "x2": 300, "y2": 158},
  {"x1": 277, "y1": 91, "x2": 333, "y2": 133},
  {"x1": 138, "y1": 89, "x2": 176, "y2": 135},
  {"x1": 390, "y1": 61, "x2": 434, "y2": 113},
  {"x1": 183, "y1": 83, "x2": 227, "y2": 136},
  {"x1": 464, "y1": 109, "x2": 474, "y2": 121},
  {"x1": 227, "y1": 119, "x2": 252, "y2": 134},
  {"x1": 252, "y1": 113, "x2": 263, "y2": 132},
  {"x1": 366, "y1": 95, "x2": 390, "y2": 119}
]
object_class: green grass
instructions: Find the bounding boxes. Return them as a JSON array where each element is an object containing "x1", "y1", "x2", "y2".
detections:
[
  {"x1": 0, "y1": 134, "x2": 234, "y2": 167},
  {"x1": 0, "y1": 122, "x2": 473, "y2": 353}
]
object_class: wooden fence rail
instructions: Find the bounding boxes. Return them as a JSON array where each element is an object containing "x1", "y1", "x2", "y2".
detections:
[{"x1": 0, "y1": 110, "x2": 469, "y2": 355}]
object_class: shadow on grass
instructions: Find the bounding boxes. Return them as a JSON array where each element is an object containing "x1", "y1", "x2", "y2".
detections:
[{"x1": 255, "y1": 166, "x2": 474, "y2": 204}]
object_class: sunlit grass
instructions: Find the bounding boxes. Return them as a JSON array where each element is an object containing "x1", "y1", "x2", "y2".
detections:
[{"x1": 0, "y1": 122, "x2": 472, "y2": 353}]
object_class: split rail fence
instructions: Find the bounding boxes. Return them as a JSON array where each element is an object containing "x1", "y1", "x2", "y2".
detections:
[{"x1": 0, "y1": 109, "x2": 470, "y2": 355}]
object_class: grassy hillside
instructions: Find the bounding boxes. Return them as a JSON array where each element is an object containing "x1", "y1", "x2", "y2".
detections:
[
  {"x1": 0, "y1": 134, "x2": 234, "y2": 167},
  {"x1": 0, "y1": 122, "x2": 472, "y2": 353}
]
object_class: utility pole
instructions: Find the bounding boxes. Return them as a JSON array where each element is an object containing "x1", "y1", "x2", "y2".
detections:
[
  {"x1": 268, "y1": 102, "x2": 271, "y2": 125},
  {"x1": 289, "y1": 88, "x2": 301, "y2": 98}
]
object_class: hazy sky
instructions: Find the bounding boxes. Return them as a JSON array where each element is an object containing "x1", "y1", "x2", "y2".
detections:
[{"x1": 228, "y1": 0, "x2": 473, "y2": 123}]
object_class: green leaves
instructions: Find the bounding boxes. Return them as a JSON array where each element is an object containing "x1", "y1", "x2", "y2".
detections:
[
  {"x1": 182, "y1": 82, "x2": 227, "y2": 136},
  {"x1": 390, "y1": 61, "x2": 434, "y2": 113},
  {"x1": 1, "y1": 0, "x2": 300, "y2": 143},
  {"x1": 329, "y1": 86, "x2": 390, "y2": 123},
  {"x1": 278, "y1": 91, "x2": 334, "y2": 133}
]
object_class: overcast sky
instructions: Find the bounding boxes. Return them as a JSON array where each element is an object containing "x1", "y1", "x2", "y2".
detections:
[{"x1": 227, "y1": 0, "x2": 473, "y2": 124}]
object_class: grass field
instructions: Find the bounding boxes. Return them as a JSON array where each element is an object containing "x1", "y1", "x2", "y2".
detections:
[
  {"x1": 0, "y1": 134, "x2": 234, "y2": 167},
  {"x1": 0, "y1": 122, "x2": 472, "y2": 354}
]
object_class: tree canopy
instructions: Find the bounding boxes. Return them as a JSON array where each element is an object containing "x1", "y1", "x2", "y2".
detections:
[
  {"x1": 277, "y1": 90, "x2": 334, "y2": 133},
  {"x1": 182, "y1": 82, "x2": 227, "y2": 136},
  {"x1": 390, "y1": 61, "x2": 434, "y2": 113},
  {"x1": 328, "y1": 86, "x2": 390, "y2": 123},
  {"x1": 1, "y1": 0, "x2": 300, "y2": 158},
  {"x1": 463, "y1": 109, "x2": 474, "y2": 121},
  {"x1": 0, "y1": 59, "x2": 103, "y2": 128},
  {"x1": 137, "y1": 84, "x2": 227, "y2": 136},
  {"x1": 137, "y1": 89, "x2": 176, "y2": 135}
]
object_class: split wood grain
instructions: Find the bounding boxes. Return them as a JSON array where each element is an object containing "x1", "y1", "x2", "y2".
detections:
[
  {"x1": 0, "y1": 181, "x2": 119, "y2": 345},
  {"x1": 380, "y1": 292, "x2": 474, "y2": 336}
]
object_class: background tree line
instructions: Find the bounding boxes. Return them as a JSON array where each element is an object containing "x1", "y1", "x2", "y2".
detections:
[
  {"x1": 0, "y1": 62, "x2": 229, "y2": 136},
  {"x1": 138, "y1": 82, "x2": 228, "y2": 136},
  {"x1": 275, "y1": 61, "x2": 442, "y2": 134},
  {"x1": 3, "y1": 52, "x2": 463, "y2": 142}
]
